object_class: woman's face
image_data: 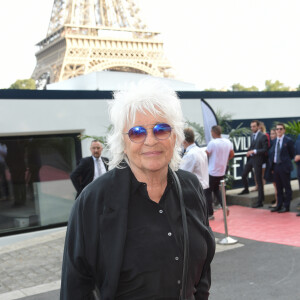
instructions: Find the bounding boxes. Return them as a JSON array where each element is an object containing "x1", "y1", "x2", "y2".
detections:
[
  {"x1": 270, "y1": 130, "x2": 277, "y2": 140},
  {"x1": 123, "y1": 111, "x2": 176, "y2": 176}
]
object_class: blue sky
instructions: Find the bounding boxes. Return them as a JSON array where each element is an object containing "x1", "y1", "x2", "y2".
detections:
[{"x1": 1, "y1": 0, "x2": 300, "y2": 90}]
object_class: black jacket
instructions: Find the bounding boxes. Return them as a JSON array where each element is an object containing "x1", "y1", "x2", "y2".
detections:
[
  {"x1": 269, "y1": 135, "x2": 295, "y2": 173},
  {"x1": 61, "y1": 166, "x2": 215, "y2": 300},
  {"x1": 248, "y1": 131, "x2": 269, "y2": 166},
  {"x1": 70, "y1": 156, "x2": 109, "y2": 197}
]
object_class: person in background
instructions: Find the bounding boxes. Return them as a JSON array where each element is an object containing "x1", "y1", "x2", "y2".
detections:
[
  {"x1": 269, "y1": 128, "x2": 277, "y2": 142},
  {"x1": 270, "y1": 123, "x2": 295, "y2": 213},
  {"x1": 0, "y1": 143, "x2": 9, "y2": 201},
  {"x1": 206, "y1": 125, "x2": 234, "y2": 217},
  {"x1": 5, "y1": 140, "x2": 26, "y2": 207},
  {"x1": 180, "y1": 128, "x2": 211, "y2": 219},
  {"x1": 26, "y1": 139, "x2": 42, "y2": 202},
  {"x1": 61, "y1": 80, "x2": 216, "y2": 300},
  {"x1": 265, "y1": 128, "x2": 278, "y2": 208},
  {"x1": 294, "y1": 133, "x2": 300, "y2": 216},
  {"x1": 251, "y1": 121, "x2": 269, "y2": 191},
  {"x1": 70, "y1": 140, "x2": 108, "y2": 198},
  {"x1": 238, "y1": 120, "x2": 268, "y2": 208}
]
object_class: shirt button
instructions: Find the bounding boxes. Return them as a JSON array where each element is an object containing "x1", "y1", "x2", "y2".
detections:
[
  {"x1": 168, "y1": 232, "x2": 172, "y2": 236},
  {"x1": 175, "y1": 256, "x2": 179, "y2": 261},
  {"x1": 177, "y1": 280, "x2": 181, "y2": 285},
  {"x1": 159, "y1": 209, "x2": 163, "y2": 214}
]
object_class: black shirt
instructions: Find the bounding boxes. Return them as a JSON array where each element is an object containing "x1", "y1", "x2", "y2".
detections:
[{"x1": 115, "y1": 169, "x2": 214, "y2": 300}]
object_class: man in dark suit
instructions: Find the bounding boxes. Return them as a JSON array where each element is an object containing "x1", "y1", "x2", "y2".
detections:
[
  {"x1": 70, "y1": 140, "x2": 109, "y2": 198},
  {"x1": 295, "y1": 134, "x2": 300, "y2": 216},
  {"x1": 238, "y1": 120, "x2": 269, "y2": 208},
  {"x1": 270, "y1": 123, "x2": 295, "y2": 213}
]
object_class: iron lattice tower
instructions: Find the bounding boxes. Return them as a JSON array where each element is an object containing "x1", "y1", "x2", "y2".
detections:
[{"x1": 32, "y1": 0, "x2": 172, "y2": 89}]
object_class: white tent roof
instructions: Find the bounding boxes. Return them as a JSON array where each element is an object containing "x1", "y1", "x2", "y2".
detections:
[{"x1": 47, "y1": 71, "x2": 197, "y2": 91}]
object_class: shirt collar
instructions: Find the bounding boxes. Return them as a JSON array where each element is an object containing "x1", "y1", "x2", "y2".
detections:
[
  {"x1": 185, "y1": 143, "x2": 196, "y2": 153},
  {"x1": 130, "y1": 167, "x2": 174, "y2": 195},
  {"x1": 253, "y1": 130, "x2": 260, "y2": 136}
]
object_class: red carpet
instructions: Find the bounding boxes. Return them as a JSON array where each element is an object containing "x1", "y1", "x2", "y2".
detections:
[{"x1": 210, "y1": 205, "x2": 300, "y2": 247}]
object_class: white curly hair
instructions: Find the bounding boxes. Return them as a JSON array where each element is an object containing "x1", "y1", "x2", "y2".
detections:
[{"x1": 106, "y1": 79, "x2": 185, "y2": 171}]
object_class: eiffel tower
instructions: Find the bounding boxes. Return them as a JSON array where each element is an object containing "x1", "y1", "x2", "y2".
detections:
[{"x1": 32, "y1": 0, "x2": 172, "y2": 89}]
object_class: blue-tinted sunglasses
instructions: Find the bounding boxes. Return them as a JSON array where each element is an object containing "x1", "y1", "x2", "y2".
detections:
[{"x1": 124, "y1": 123, "x2": 172, "y2": 143}]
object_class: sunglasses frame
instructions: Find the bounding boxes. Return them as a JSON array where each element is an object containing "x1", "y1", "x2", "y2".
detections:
[{"x1": 124, "y1": 123, "x2": 173, "y2": 143}]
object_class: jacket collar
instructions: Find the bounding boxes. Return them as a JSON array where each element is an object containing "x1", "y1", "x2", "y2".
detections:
[
  {"x1": 98, "y1": 166, "x2": 132, "y2": 297},
  {"x1": 106, "y1": 166, "x2": 132, "y2": 210}
]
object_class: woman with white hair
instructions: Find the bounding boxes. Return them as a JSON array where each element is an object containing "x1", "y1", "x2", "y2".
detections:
[{"x1": 60, "y1": 80, "x2": 215, "y2": 300}]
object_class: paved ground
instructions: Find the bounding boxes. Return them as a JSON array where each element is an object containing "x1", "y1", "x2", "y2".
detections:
[
  {"x1": 0, "y1": 228, "x2": 64, "y2": 299},
  {"x1": 211, "y1": 233, "x2": 300, "y2": 300},
  {"x1": 1, "y1": 194, "x2": 300, "y2": 300}
]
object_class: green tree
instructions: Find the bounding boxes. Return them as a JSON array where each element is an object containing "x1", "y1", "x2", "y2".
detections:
[
  {"x1": 231, "y1": 83, "x2": 259, "y2": 91},
  {"x1": 214, "y1": 109, "x2": 251, "y2": 138},
  {"x1": 78, "y1": 125, "x2": 113, "y2": 146},
  {"x1": 263, "y1": 80, "x2": 290, "y2": 91},
  {"x1": 214, "y1": 109, "x2": 251, "y2": 189},
  {"x1": 284, "y1": 120, "x2": 300, "y2": 140},
  {"x1": 204, "y1": 88, "x2": 219, "y2": 91},
  {"x1": 186, "y1": 120, "x2": 206, "y2": 145},
  {"x1": 215, "y1": 109, "x2": 233, "y2": 134},
  {"x1": 9, "y1": 79, "x2": 36, "y2": 90}
]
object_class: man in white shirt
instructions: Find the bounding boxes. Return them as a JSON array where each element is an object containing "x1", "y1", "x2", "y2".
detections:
[
  {"x1": 179, "y1": 128, "x2": 211, "y2": 216},
  {"x1": 70, "y1": 140, "x2": 109, "y2": 198},
  {"x1": 206, "y1": 126, "x2": 234, "y2": 217}
]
